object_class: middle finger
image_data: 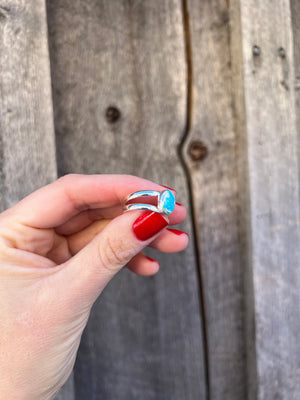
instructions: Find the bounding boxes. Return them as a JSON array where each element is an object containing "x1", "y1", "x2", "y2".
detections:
[{"x1": 66, "y1": 218, "x2": 189, "y2": 258}]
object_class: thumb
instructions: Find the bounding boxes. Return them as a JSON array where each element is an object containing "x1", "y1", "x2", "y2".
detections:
[{"x1": 60, "y1": 210, "x2": 168, "y2": 305}]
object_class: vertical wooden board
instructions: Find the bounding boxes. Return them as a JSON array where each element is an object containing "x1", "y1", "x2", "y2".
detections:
[
  {"x1": 291, "y1": 0, "x2": 300, "y2": 140},
  {"x1": 0, "y1": 0, "x2": 57, "y2": 211},
  {"x1": 182, "y1": 0, "x2": 246, "y2": 398},
  {"x1": 291, "y1": 0, "x2": 300, "y2": 71},
  {"x1": 0, "y1": 2, "x2": 68, "y2": 397},
  {"x1": 230, "y1": 0, "x2": 300, "y2": 398},
  {"x1": 47, "y1": 1, "x2": 206, "y2": 399}
]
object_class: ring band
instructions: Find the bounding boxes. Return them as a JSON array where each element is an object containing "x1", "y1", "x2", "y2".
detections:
[{"x1": 123, "y1": 189, "x2": 175, "y2": 215}]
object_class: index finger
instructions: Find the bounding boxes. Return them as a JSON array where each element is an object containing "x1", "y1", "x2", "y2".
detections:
[{"x1": 9, "y1": 174, "x2": 176, "y2": 229}]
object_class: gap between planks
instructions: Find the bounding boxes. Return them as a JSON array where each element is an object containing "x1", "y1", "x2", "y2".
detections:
[{"x1": 179, "y1": 1, "x2": 210, "y2": 399}]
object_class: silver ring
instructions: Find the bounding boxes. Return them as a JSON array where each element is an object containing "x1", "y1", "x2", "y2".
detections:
[{"x1": 123, "y1": 189, "x2": 175, "y2": 215}]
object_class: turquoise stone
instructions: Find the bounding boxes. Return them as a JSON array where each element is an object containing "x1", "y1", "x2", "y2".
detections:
[{"x1": 158, "y1": 190, "x2": 175, "y2": 215}]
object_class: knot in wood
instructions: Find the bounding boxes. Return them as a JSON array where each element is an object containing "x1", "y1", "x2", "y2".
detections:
[
  {"x1": 106, "y1": 106, "x2": 121, "y2": 123},
  {"x1": 252, "y1": 45, "x2": 261, "y2": 56},
  {"x1": 278, "y1": 47, "x2": 286, "y2": 58},
  {"x1": 188, "y1": 141, "x2": 208, "y2": 161}
]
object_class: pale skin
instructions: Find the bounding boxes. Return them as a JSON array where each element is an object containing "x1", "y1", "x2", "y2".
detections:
[{"x1": 0, "y1": 174, "x2": 188, "y2": 400}]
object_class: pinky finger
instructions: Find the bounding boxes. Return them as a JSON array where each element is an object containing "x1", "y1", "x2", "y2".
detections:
[{"x1": 126, "y1": 252, "x2": 160, "y2": 276}]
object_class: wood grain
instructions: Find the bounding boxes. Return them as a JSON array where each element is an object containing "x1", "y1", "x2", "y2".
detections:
[
  {"x1": 182, "y1": 0, "x2": 246, "y2": 398},
  {"x1": 291, "y1": 0, "x2": 300, "y2": 147},
  {"x1": 291, "y1": 0, "x2": 300, "y2": 73},
  {"x1": 230, "y1": 0, "x2": 300, "y2": 398},
  {"x1": 0, "y1": 0, "x2": 57, "y2": 211},
  {"x1": 47, "y1": 1, "x2": 206, "y2": 399},
  {"x1": 1, "y1": 1, "x2": 299, "y2": 398}
]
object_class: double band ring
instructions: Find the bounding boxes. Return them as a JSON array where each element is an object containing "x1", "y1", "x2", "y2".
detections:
[{"x1": 123, "y1": 189, "x2": 175, "y2": 215}]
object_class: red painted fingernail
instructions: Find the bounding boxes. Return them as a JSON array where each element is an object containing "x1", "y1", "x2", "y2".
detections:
[
  {"x1": 168, "y1": 228, "x2": 188, "y2": 236},
  {"x1": 133, "y1": 211, "x2": 168, "y2": 241},
  {"x1": 176, "y1": 202, "x2": 184, "y2": 207},
  {"x1": 145, "y1": 256, "x2": 157, "y2": 262}
]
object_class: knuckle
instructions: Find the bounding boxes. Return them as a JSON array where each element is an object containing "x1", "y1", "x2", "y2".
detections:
[
  {"x1": 97, "y1": 235, "x2": 133, "y2": 272},
  {"x1": 0, "y1": 237, "x2": 10, "y2": 259}
]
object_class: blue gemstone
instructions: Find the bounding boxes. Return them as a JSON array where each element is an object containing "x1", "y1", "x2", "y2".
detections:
[{"x1": 159, "y1": 190, "x2": 175, "y2": 215}]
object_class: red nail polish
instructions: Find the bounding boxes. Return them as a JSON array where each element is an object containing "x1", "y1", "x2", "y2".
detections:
[
  {"x1": 176, "y1": 202, "x2": 184, "y2": 207},
  {"x1": 133, "y1": 211, "x2": 168, "y2": 241},
  {"x1": 168, "y1": 228, "x2": 188, "y2": 236},
  {"x1": 145, "y1": 256, "x2": 157, "y2": 262}
]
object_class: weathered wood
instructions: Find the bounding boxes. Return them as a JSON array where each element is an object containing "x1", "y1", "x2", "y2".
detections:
[
  {"x1": 291, "y1": 0, "x2": 300, "y2": 72},
  {"x1": 291, "y1": 0, "x2": 300, "y2": 141},
  {"x1": 182, "y1": 0, "x2": 246, "y2": 398},
  {"x1": 230, "y1": 1, "x2": 300, "y2": 398},
  {"x1": 47, "y1": 1, "x2": 206, "y2": 399},
  {"x1": 0, "y1": 2, "x2": 75, "y2": 398},
  {"x1": 0, "y1": 0, "x2": 57, "y2": 211}
]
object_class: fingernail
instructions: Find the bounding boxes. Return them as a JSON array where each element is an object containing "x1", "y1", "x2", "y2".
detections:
[
  {"x1": 133, "y1": 211, "x2": 168, "y2": 241},
  {"x1": 168, "y1": 228, "x2": 188, "y2": 236},
  {"x1": 145, "y1": 256, "x2": 157, "y2": 262},
  {"x1": 176, "y1": 202, "x2": 184, "y2": 207}
]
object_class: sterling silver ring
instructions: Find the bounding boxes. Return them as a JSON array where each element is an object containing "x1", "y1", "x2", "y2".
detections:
[{"x1": 123, "y1": 189, "x2": 175, "y2": 215}]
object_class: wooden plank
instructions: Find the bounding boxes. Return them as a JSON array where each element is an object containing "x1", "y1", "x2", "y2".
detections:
[
  {"x1": 0, "y1": 0, "x2": 57, "y2": 211},
  {"x1": 0, "y1": 1, "x2": 65, "y2": 397},
  {"x1": 46, "y1": 1, "x2": 206, "y2": 399},
  {"x1": 291, "y1": 0, "x2": 300, "y2": 73},
  {"x1": 291, "y1": 0, "x2": 300, "y2": 142},
  {"x1": 230, "y1": 0, "x2": 300, "y2": 398},
  {"x1": 182, "y1": 0, "x2": 246, "y2": 398}
]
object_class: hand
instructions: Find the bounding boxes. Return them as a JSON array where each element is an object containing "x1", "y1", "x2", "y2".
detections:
[{"x1": 0, "y1": 174, "x2": 188, "y2": 400}]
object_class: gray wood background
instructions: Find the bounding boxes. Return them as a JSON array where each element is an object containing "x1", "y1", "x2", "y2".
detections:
[{"x1": 1, "y1": 1, "x2": 300, "y2": 399}]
